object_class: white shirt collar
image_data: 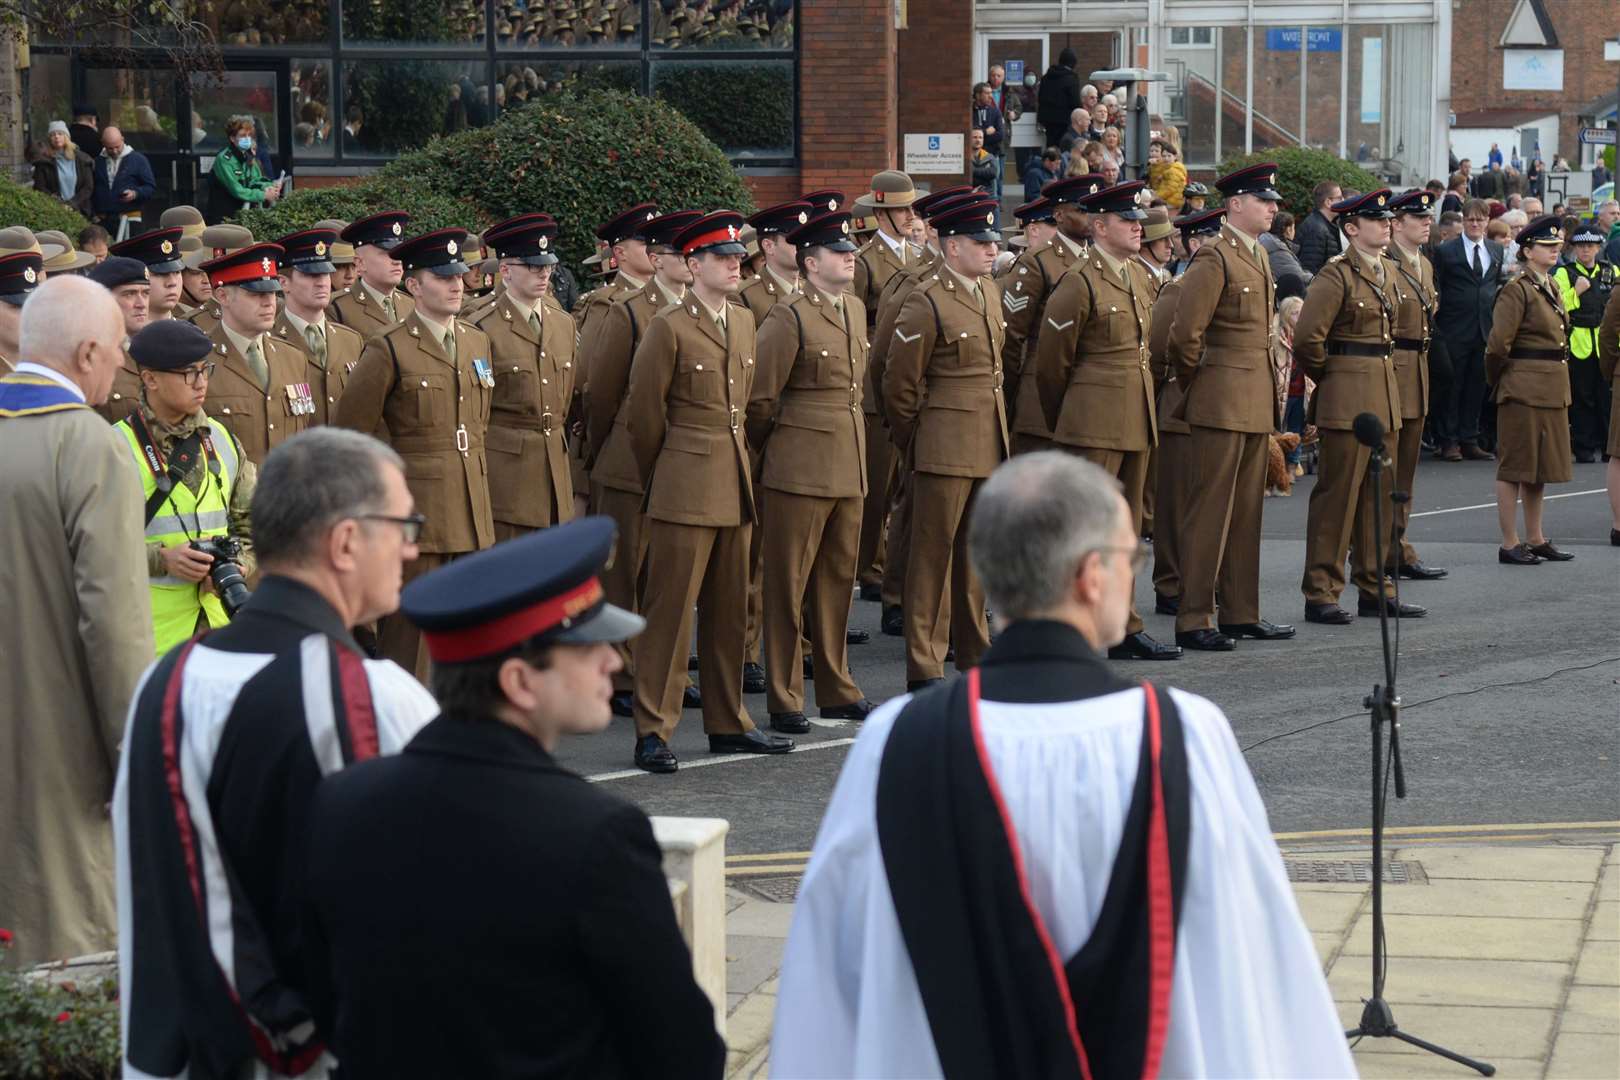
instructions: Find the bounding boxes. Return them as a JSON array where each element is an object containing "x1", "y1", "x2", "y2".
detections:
[{"x1": 13, "y1": 362, "x2": 85, "y2": 402}]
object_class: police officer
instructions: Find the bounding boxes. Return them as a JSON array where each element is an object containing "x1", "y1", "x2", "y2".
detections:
[
  {"x1": 621, "y1": 210, "x2": 793, "y2": 772},
  {"x1": 1293, "y1": 189, "x2": 1421, "y2": 624},
  {"x1": 335, "y1": 229, "x2": 497, "y2": 678},
  {"x1": 1554, "y1": 220, "x2": 1615, "y2": 462},
  {"x1": 0, "y1": 251, "x2": 43, "y2": 372},
  {"x1": 883, "y1": 195, "x2": 1010, "y2": 689},
  {"x1": 1163, "y1": 163, "x2": 1296, "y2": 650},
  {"x1": 184, "y1": 224, "x2": 256, "y2": 336},
  {"x1": 749, "y1": 210, "x2": 877, "y2": 733},
  {"x1": 114, "y1": 319, "x2": 255, "y2": 654},
  {"x1": 1385, "y1": 189, "x2": 1448, "y2": 580},
  {"x1": 1487, "y1": 215, "x2": 1576, "y2": 565},
  {"x1": 272, "y1": 228, "x2": 365, "y2": 425},
  {"x1": 467, "y1": 213, "x2": 578, "y2": 535},
  {"x1": 329, "y1": 211, "x2": 414, "y2": 339},
  {"x1": 1033, "y1": 179, "x2": 1180, "y2": 661},
  {"x1": 110, "y1": 227, "x2": 187, "y2": 321},
  {"x1": 197, "y1": 243, "x2": 313, "y2": 466},
  {"x1": 86, "y1": 256, "x2": 149, "y2": 425}
]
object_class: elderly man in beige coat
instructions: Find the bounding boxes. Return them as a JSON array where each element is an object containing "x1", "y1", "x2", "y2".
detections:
[{"x1": 0, "y1": 276, "x2": 153, "y2": 966}]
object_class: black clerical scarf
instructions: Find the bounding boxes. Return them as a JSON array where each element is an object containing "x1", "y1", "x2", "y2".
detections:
[
  {"x1": 121, "y1": 582, "x2": 386, "y2": 1078},
  {"x1": 875, "y1": 621, "x2": 1191, "y2": 1080}
]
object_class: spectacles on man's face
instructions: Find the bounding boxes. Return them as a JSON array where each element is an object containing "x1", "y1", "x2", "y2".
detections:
[
  {"x1": 359, "y1": 512, "x2": 426, "y2": 544},
  {"x1": 1089, "y1": 541, "x2": 1151, "y2": 576},
  {"x1": 167, "y1": 361, "x2": 216, "y2": 387}
]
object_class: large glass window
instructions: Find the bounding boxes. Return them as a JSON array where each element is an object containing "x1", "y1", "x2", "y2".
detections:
[
  {"x1": 341, "y1": 0, "x2": 486, "y2": 47},
  {"x1": 651, "y1": 0, "x2": 795, "y2": 50},
  {"x1": 651, "y1": 58, "x2": 795, "y2": 159},
  {"x1": 497, "y1": 0, "x2": 642, "y2": 49},
  {"x1": 493, "y1": 60, "x2": 639, "y2": 116},
  {"x1": 196, "y1": 0, "x2": 331, "y2": 46},
  {"x1": 292, "y1": 59, "x2": 336, "y2": 159},
  {"x1": 84, "y1": 68, "x2": 180, "y2": 154},
  {"x1": 343, "y1": 60, "x2": 493, "y2": 155},
  {"x1": 190, "y1": 70, "x2": 281, "y2": 162},
  {"x1": 25, "y1": 54, "x2": 73, "y2": 148}
]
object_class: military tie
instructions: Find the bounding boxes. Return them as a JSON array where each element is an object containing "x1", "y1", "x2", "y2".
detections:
[
  {"x1": 304, "y1": 323, "x2": 327, "y2": 369},
  {"x1": 528, "y1": 310, "x2": 542, "y2": 335},
  {"x1": 442, "y1": 327, "x2": 457, "y2": 362},
  {"x1": 382, "y1": 292, "x2": 397, "y2": 322},
  {"x1": 244, "y1": 339, "x2": 268, "y2": 389}
]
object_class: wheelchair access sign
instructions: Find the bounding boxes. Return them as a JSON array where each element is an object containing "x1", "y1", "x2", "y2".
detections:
[{"x1": 904, "y1": 133, "x2": 966, "y2": 175}]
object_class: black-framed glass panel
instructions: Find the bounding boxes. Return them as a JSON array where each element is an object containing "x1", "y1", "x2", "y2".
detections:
[
  {"x1": 494, "y1": 0, "x2": 641, "y2": 48},
  {"x1": 341, "y1": 0, "x2": 486, "y2": 47},
  {"x1": 196, "y1": 0, "x2": 332, "y2": 46},
  {"x1": 190, "y1": 70, "x2": 282, "y2": 166},
  {"x1": 292, "y1": 59, "x2": 336, "y2": 157},
  {"x1": 85, "y1": 68, "x2": 180, "y2": 153},
  {"x1": 651, "y1": 58, "x2": 793, "y2": 159},
  {"x1": 343, "y1": 59, "x2": 492, "y2": 155},
  {"x1": 650, "y1": 0, "x2": 794, "y2": 50},
  {"x1": 25, "y1": 54, "x2": 73, "y2": 148},
  {"x1": 493, "y1": 59, "x2": 639, "y2": 115}
]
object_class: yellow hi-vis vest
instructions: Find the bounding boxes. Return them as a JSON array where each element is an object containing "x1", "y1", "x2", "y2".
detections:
[{"x1": 116, "y1": 414, "x2": 240, "y2": 655}]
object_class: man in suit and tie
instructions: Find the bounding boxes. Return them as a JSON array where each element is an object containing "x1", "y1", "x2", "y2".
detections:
[{"x1": 1430, "y1": 198, "x2": 1504, "y2": 461}]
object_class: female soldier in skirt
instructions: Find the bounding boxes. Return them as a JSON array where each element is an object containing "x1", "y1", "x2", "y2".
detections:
[{"x1": 1486, "y1": 215, "x2": 1576, "y2": 564}]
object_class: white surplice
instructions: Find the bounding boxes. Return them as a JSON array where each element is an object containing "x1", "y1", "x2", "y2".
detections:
[{"x1": 772, "y1": 684, "x2": 1356, "y2": 1079}]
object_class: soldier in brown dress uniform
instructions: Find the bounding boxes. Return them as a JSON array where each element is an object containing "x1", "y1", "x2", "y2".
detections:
[
  {"x1": 329, "y1": 212, "x2": 416, "y2": 340},
  {"x1": 467, "y1": 213, "x2": 577, "y2": 536},
  {"x1": 0, "y1": 252, "x2": 42, "y2": 372},
  {"x1": 748, "y1": 210, "x2": 877, "y2": 733},
  {"x1": 196, "y1": 244, "x2": 313, "y2": 467},
  {"x1": 85, "y1": 256, "x2": 147, "y2": 424},
  {"x1": 1487, "y1": 215, "x2": 1576, "y2": 565},
  {"x1": 1385, "y1": 189, "x2": 1448, "y2": 580},
  {"x1": 272, "y1": 228, "x2": 365, "y2": 425},
  {"x1": 110, "y1": 227, "x2": 187, "y2": 322},
  {"x1": 334, "y1": 229, "x2": 496, "y2": 678},
  {"x1": 621, "y1": 211, "x2": 794, "y2": 772},
  {"x1": 183, "y1": 224, "x2": 256, "y2": 337},
  {"x1": 1164, "y1": 163, "x2": 1297, "y2": 650},
  {"x1": 1293, "y1": 190, "x2": 1423, "y2": 624},
  {"x1": 1001, "y1": 176, "x2": 1097, "y2": 453},
  {"x1": 1598, "y1": 289, "x2": 1620, "y2": 546},
  {"x1": 316, "y1": 218, "x2": 359, "y2": 298},
  {"x1": 1033, "y1": 179, "x2": 1180, "y2": 661},
  {"x1": 884, "y1": 195, "x2": 1010, "y2": 688},
  {"x1": 1148, "y1": 208, "x2": 1225, "y2": 615}
]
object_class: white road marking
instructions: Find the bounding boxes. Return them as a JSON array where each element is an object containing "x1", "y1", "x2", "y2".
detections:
[
  {"x1": 588, "y1": 733, "x2": 858, "y2": 782},
  {"x1": 1410, "y1": 488, "x2": 1606, "y2": 518}
]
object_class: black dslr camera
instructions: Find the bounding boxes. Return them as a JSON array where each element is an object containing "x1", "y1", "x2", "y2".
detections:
[{"x1": 189, "y1": 537, "x2": 251, "y2": 618}]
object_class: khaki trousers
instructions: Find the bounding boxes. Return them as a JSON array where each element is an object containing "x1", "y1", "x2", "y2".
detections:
[
  {"x1": 592, "y1": 482, "x2": 650, "y2": 693},
  {"x1": 377, "y1": 552, "x2": 452, "y2": 682},
  {"x1": 880, "y1": 466, "x2": 913, "y2": 608},
  {"x1": 1012, "y1": 432, "x2": 1053, "y2": 455},
  {"x1": 633, "y1": 519, "x2": 754, "y2": 743},
  {"x1": 1176, "y1": 427, "x2": 1267, "y2": 633},
  {"x1": 745, "y1": 478, "x2": 765, "y2": 664},
  {"x1": 1142, "y1": 444, "x2": 1157, "y2": 537},
  {"x1": 856, "y1": 411, "x2": 894, "y2": 587},
  {"x1": 763, "y1": 489, "x2": 863, "y2": 714},
  {"x1": 1151, "y1": 430, "x2": 1190, "y2": 603},
  {"x1": 1387, "y1": 418, "x2": 1424, "y2": 569},
  {"x1": 492, "y1": 521, "x2": 535, "y2": 542},
  {"x1": 1302, "y1": 428, "x2": 1398, "y2": 605},
  {"x1": 904, "y1": 472, "x2": 990, "y2": 682},
  {"x1": 1062, "y1": 444, "x2": 1150, "y2": 635}
]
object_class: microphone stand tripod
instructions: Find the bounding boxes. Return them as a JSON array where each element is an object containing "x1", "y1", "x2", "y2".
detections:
[{"x1": 1343, "y1": 440, "x2": 1494, "y2": 1075}]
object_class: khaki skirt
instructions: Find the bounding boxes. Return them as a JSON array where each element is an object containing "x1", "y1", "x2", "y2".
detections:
[{"x1": 1496, "y1": 401, "x2": 1573, "y2": 484}]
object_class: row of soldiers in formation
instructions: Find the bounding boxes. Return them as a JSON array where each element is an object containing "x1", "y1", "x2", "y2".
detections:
[{"x1": 0, "y1": 159, "x2": 1598, "y2": 774}]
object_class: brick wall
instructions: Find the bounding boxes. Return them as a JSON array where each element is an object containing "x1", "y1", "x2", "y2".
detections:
[
  {"x1": 897, "y1": 0, "x2": 974, "y2": 186},
  {"x1": 1451, "y1": 0, "x2": 1620, "y2": 160}
]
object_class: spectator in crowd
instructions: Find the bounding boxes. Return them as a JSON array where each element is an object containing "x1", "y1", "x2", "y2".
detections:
[
  {"x1": 69, "y1": 104, "x2": 101, "y2": 160},
  {"x1": 969, "y1": 129, "x2": 999, "y2": 223},
  {"x1": 1149, "y1": 113, "x2": 1182, "y2": 157},
  {"x1": 1593, "y1": 158, "x2": 1611, "y2": 188},
  {"x1": 1261, "y1": 210, "x2": 1310, "y2": 301},
  {"x1": 1487, "y1": 142, "x2": 1504, "y2": 169},
  {"x1": 1098, "y1": 155, "x2": 1120, "y2": 186},
  {"x1": 32, "y1": 121, "x2": 95, "y2": 217},
  {"x1": 1442, "y1": 172, "x2": 1468, "y2": 215},
  {"x1": 1498, "y1": 209, "x2": 1528, "y2": 271},
  {"x1": 343, "y1": 104, "x2": 365, "y2": 148},
  {"x1": 212, "y1": 116, "x2": 282, "y2": 217},
  {"x1": 1100, "y1": 125, "x2": 1125, "y2": 172},
  {"x1": 986, "y1": 64, "x2": 1021, "y2": 122},
  {"x1": 91, "y1": 125, "x2": 157, "y2": 239},
  {"x1": 1425, "y1": 177, "x2": 1446, "y2": 202},
  {"x1": 1526, "y1": 157, "x2": 1545, "y2": 200},
  {"x1": 971, "y1": 83, "x2": 1006, "y2": 204},
  {"x1": 1507, "y1": 193, "x2": 1523, "y2": 211},
  {"x1": 1474, "y1": 161, "x2": 1507, "y2": 202},
  {"x1": 1181, "y1": 180, "x2": 1209, "y2": 212},
  {"x1": 1595, "y1": 199, "x2": 1620, "y2": 266},
  {"x1": 1058, "y1": 107, "x2": 1088, "y2": 153},
  {"x1": 1457, "y1": 157, "x2": 1474, "y2": 186},
  {"x1": 1024, "y1": 146, "x2": 1062, "y2": 201},
  {"x1": 1086, "y1": 103, "x2": 1109, "y2": 142},
  {"x1": 1147, "y1": 137, "x2": 1186, "y2": 208},
  {"x1": 1431, "y1": 198, "x2": 1505, "y2": 461},
  {"x1": 1295, "y1": 179, "x2": 1344, "y2": 275},
  {"x1": 1271, "y1": 294, "x2": 1306, "y2": 479},
  {"x1": 1079, "y1": 82, "x2": 1099, "y2": 115},
  {"x1": 1036, "y1": 47, "x2": 1082, "y2": 152},
  {"x1": 1523, "y1": 196, "x2": 1544, "y2": 217},
  {"x1": 0, "y1": 276, "x2": 153, "y2": 967},
  {"x1": 77, "y1": 224, "x2": 111, "y2": 263},
  {"x1": 1102, "y1": 92, "x2": 1123, "y2": 128}
]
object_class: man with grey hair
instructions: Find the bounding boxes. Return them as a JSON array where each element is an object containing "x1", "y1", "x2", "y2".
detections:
[
  {"x1": 775, "y1": 451, "x2": 1352, "y2": 1078},
  {"x1": 1, "y1": 275, "x2": 153, "y2": 968},
  {"x1": 114, "y1": 427, "x2": 437, "y2": 1078}
]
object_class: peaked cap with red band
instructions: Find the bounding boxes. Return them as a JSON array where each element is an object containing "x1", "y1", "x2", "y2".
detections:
[
  {"x1": 201, "y1": 243, "x2": 285, "y2": 294},
  {"x1": 403, "y1": 515, "x2": 645, "y2": 664},
  {"x1": 676, "y1": 210, "x2": 749, "y2": 257}
]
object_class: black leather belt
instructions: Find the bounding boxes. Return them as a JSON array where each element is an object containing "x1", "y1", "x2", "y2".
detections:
[
  {"x1": 1327, "y1": 341, "x2": 1391, "y2": 358},
  {"x1": 1393, "y1": 337, "x2": 1426, "y2": 351},
  {"x1": 1508, "y1": 347, "x2": 1566, "y2": 361}
]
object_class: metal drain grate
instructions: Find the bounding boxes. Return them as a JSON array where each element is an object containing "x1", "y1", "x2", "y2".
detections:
[
  {"x1": 1284, "y1": 859, "x2": 1427, "y2": 884},
  {"x1": 734, "y1": 875, "x2": 803, "y2": 904}
]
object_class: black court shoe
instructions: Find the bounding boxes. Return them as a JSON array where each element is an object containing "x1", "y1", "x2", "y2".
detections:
[{"x1": 634, "y1": 735, "x2": 678, "y2": 774}]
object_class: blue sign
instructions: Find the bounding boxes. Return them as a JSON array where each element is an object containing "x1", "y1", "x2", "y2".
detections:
[
  {"x1": 1265, "y1": 27, "x2": 1342, "y2": 52},
  {"x1": 928, "y1": 135, "x2": 941, "y2": 150},
  {"x1": 1005, "y1": 60, "x2": 1025, "y2": 85}
]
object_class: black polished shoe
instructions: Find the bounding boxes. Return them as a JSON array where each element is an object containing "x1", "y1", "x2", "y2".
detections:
[
  {"x1": 1108, "y1": 631, "x2": 1183, "y2": 661},
  {"x1": 1611, "y1": 528, "x2": 1620, "y2": 547},
  {"x1": 881, "y1": 605, "x2": 904, "y2": 636},
  {"x1": 769, "y1": 711, "x2": 810, "y2": 734},
  {"x1": 820, "y1": 698, "x2": 877, "y2": 721},
  {"x1": 1218, "y1": 619, "x2": 1297, "y2": 640},
  {"x1": 1304, "y1": 603, "x2": 1355, "y2": 625},
  {"x1": 1397, "y1": 561, "x2": 1449, "y2": 580},
  {"x1": 610, "y1": 691, "x2": 634, "y2": 718},
  {"x1": 1175, "y1": 628, "x2": 1236, "y2": 651},
  {"x1": 907, "y1": 677, "x2": 944, "y2": 692},
  {"x1": 1357, "y1": 595, "x2": 1427, "y2": 618},
  {"x1": 687, "y1": 653, "x2": 700, "y2": 672},
  {"x1": 708, "y1": 729, "x2": 794, "y2": 754},
  {"x1": 1154, "y1": 593, "x2": 1180, "y2": 616},
  {"x1": 858, "y1": 583, "x2": 882, "y2": 602},
  {"x1": 742, "y1": 662, "x2": 767, "y2": 693},
  {"x1": 1528, "y1": 540, "x2": 1574, "y2": 562},
  {"x1": 634, "y1": 734, "x2": 678, "y2": 774},
  {"x1": 803, "y1": 654, "x2": 815, "y2": 678},
  {"x1": 1498, "y1": 544, "x2": 1542, "y2": 565},
  {"x1": 846, "y1": 627, "x2": 871, "y2": 645},
  {"x1": 683, "y1": 683, "x2": 703, "y2": 708},
  {"x1": 1574, "y1": 448, "x2": 1598, "y2": 464}
]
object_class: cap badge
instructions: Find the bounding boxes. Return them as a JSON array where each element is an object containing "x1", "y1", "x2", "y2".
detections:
[
  {"x1": 797, "y1": 211, "x2": 809, "y2": 224},
  {"x1": 446, "y1": 238, "x2": 459, "y2": 256},
  {"x1": 314, "y1": 241, "x2": 327, "y2": 256},
  {"x1": 1269, "y1": 172, "x2": 1278, "y2": 184},
  {"x1": 1377, "y1": 195, "x2": 1387, "y2": 206},
  {"x1": 985, "y1": 211, "x2": 994, "y2": 225},
  {"x1": 391, "y1": 221, "x2": 403, "y2": 236},
  {"x1": 160, "y1": 240, "x2": 174, "y2": 255},
  {"x1": 828, "y1": 198, "x2": 839, "y2": 211},
  {"x1": 143, "y1": 267, "x2": 151, "y2": 280},
  {"x1": 260, "y1": 257, "x2": 274, "y2": 274},
  {"x1": 840, "y1": 221, "x2": 850, "y2": 234},
  {"x1": 1089, "y1": 183, "x2": 1099, "y2": 194},
  {"x1": 727, "y1": 225, "x2": 738, "y2": 240},
  {"x1": 539, "y1": 235, "x2": 549, "y2": 249},
  {"x1": 22, "y1": 267, "x2": 36, "y2": 284}
]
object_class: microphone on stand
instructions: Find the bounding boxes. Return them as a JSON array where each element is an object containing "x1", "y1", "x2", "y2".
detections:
[{"x1": 1352, "y1": 411, "x2": 1385, "y2": 448}]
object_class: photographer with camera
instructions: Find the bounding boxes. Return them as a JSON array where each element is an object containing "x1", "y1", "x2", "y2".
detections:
[{"x1": 114, "y1": 319, "x2": 256, "y2": 655}]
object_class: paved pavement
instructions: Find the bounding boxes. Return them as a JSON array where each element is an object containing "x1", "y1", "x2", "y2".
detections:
[{"x1": 720, "y1": 831, "x2": 1620, "y2": 1079}]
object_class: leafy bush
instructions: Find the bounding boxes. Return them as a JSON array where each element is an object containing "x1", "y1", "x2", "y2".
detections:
[
  {"x1": 0, "y1": 932, "x2": 120, "y2": 1079},
  {"x1": 652, "y1": 61, "x2": 795, "y2": 157},
  {"x1": 0, "y1": 179, "x2": 90, "y2": 237},
  {"x1": 237, "y1": 89, "x2": 755, "y2": 275},
  {"x1": 1218, "y1": 147, "x2": 1380, "y2": 221}
]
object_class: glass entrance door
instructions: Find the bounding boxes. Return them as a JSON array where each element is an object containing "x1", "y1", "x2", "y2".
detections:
[{"x1": 77, "y1": 65, "x2": 189, "y2": 226}]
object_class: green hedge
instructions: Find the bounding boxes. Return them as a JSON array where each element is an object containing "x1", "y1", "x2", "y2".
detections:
[
  {"x1": 0, "y1": 179, "x2": 90, "y2": 237},
  {"x1": 1218, "y1": 148, "x2": 1380, "y2": 221},
  {"x1": 653, "y1": 62, "x2": 795, "y2": 157},
  {"x1": 237, "y1": 89, "x2": 755, "y2": 274}
]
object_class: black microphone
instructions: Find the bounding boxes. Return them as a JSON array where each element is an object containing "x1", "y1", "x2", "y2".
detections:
[{"x1": 1352, "y1": 412, "x2": 1385, "y2": 449}]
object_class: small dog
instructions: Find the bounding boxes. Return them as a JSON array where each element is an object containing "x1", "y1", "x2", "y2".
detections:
[{"x1": 1267, "y1": 432, "x2": 1302, "y2": 495}]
